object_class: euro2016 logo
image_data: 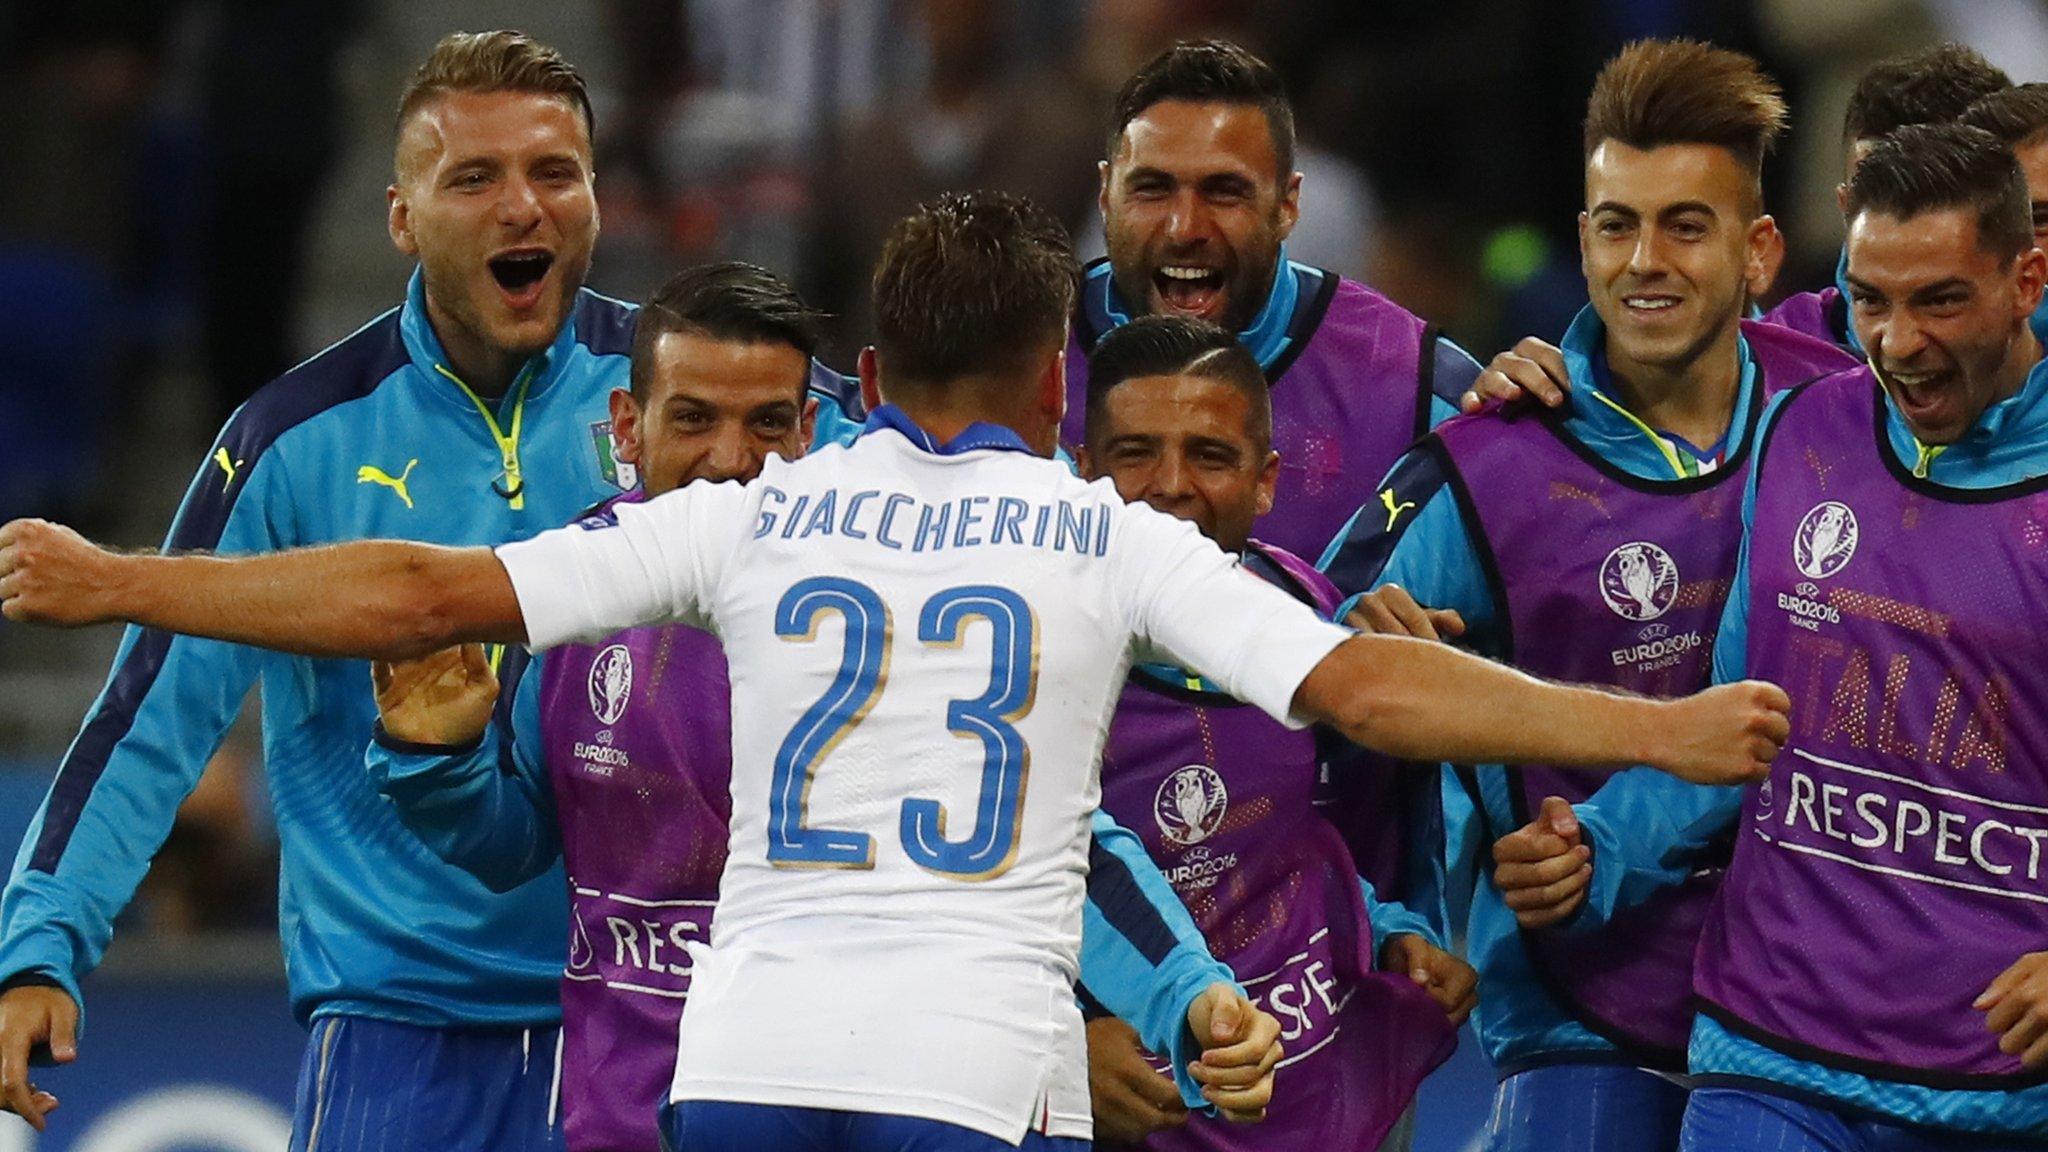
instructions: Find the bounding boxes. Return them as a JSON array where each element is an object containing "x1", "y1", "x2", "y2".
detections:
[
  {"x1": 589, "y1": 644, "x2": 634, "y2": 726},
  {"x1": 1598, "y1": 542, "x2": 1679, "y2": 621},
  {"x1": 1794, "y1": 501, "x2": 1859, "y2": 580},
  {"x1": 1154, "y1": 764, "x2": 1229, "y2": 847}
]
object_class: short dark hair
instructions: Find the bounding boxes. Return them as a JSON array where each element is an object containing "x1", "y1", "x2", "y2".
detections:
[
  {"x1": 1583, "y1": 39, "x2": 1787, "y2": 210},
  {"x1": 398, "y1": 31, "x2": 595, "y2": 139},
  {"x1": 1962, "y1": 82, "x2": 2048, "y2": 150},
  {"x1": 1084, "y1": 315, "x2": 1270, "y2": 450},
  {"x1": 1109, "y1": 40, "x2": 1296, "y2": 180},
  {"x1": 629, "y1": 262, "x2": 822, "y2": 402},
  {"x1": 870, "y1": 190, "x2": 1078, "y2": 391},
  {"x1": 1843, "y1": 43, "x2": 2010, "y2": 143},
  {"x1": 1847, "y1": 122, "x2": 2030, "y2": 262}
]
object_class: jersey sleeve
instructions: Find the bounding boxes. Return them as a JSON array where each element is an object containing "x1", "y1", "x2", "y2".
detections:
[
  {"x1": 1078, "y1": 808, "x2": 1236, "y2": 1110},
  {"x1": 1113, "y1": 504, "x2": 1351, "y2": 728},
  {"x1": 497, "y1": 479, "x2": 749, "y2": 649},
  {"x1": 1361, "y1": 877, "x2": 1444, "y2": 957},
  {"x1": 365, "y1": 647, "x2": 560, "y2": 893},
  {"x1": 1438, "y1": 766, "x2": 1484, "y2": 947},
  {"x1": 0, "y1": 437, "x2": 289, "y2": 1020}
]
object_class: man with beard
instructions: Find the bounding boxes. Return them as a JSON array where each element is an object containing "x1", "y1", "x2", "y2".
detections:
[
  {"x1": 0, "y1": 30, "x2": 854, "y2": 1150},
  {"x1": 1067, "y1": 37, "x2": 1481, "y2": 940},
  {"x1": 1500, "y1": 121, "x2": 2048, "y2": 1150},
  {"x1": 1322, "y1": 40, "x2": 1856, "y2": 1152},
  {"x1": 361, "y1": 264, "x2": 1263, "y2": 1152},
  {"x1": 1075, "y1": 315, "x2": 1476, "y2": 1152}
]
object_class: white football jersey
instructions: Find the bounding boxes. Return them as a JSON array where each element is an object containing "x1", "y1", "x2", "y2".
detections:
[{"x1": 498, "y1": 414, "x2": 1350, "y2": 1142}]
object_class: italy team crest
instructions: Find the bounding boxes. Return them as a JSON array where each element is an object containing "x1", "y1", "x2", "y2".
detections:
[{"x1": 590, "y1": 420, "x2": 639, "y2": 491}]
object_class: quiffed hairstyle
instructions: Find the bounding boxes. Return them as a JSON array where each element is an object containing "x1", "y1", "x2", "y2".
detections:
[
  {"x1": 1962, "y1": 82, "x2": 2048, "y2": 149},
  {"x1": 1583, "y1": 39, "x2": 1788, "y2": 207},
  {"x1": 1847, "y1": 122, "x2": 2030, "y2": 262},
  {"x1": 629, "y1": 263, "x2": 823, "y2": 402},
  {"x1": 870, "y1": 190, "x2": 1078, "y2": 390},
  {"x1": 1085, "y1": 315, "x2": 1270, "y2": 450},
  {"x1": 1109, "y1": 40, "x2": 1295, "y2": 179},
  {"x1": 397, "y1": 30, "x2": 595, "y2": 138},
  {"x1": 1844, "y1": 43, "x2": 2010, "y2": 143}
]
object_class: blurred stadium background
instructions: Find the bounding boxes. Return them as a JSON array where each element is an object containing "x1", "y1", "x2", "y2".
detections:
[{"x1": 4, "y1": 1, "x2": 2047, "y2": 1148}]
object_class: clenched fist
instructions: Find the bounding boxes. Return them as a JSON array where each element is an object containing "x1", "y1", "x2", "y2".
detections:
[
  {"x1": 0, "y1": 519, "x2": 123, "y2": 627},
  {"x1": 1656, "y1": 680, "x2": 1790, "y2": 786}
]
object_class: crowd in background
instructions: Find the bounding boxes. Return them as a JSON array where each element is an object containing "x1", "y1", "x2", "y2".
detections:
[{"x1": 3, "y1": 0, "x2": 2048, "y2": 938}]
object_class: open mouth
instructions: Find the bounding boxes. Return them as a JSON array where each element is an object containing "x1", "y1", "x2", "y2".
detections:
[
  {"x1": 1885, "y1": 367, "x2": 1953, "y2": 416},
  {"x1": 1154, "y1": 264, "x2": 1226, "y2": 316},
  {"x1": 488, "y1": 250, "x2": 555, "y2": 305}
]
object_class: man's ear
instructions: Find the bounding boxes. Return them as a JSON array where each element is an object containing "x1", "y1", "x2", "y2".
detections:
[
  {"x1": 388, "y1": 185, "x2": 417, "y2": 256},
  {"x1": 1746, "y1": 215, "x2": 1786, "y2": 301},
  {"x1": 858, "y1": 347, "x2": 883, "y2": 411},
  {"x1": 1255, "y1": 449, "x2": 1280, "y2": 517},
  {"x1": 609, "y1": 388, "x2": 642, "y2": 464},
  {"x1": 1276, "y1": 171, "x2": 1303, "y2": 241},
  {"x1": 799, "y1": 396, "x2": 819, "y2": 455}
]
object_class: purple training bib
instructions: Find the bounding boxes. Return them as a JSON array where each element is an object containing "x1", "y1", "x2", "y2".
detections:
[
  {"x1": 1066, "y1": 269, "x2": 1435, "y2": 561},
  {"x1": 1095, "y1": 542, "x2": 1457, "y2": 1152},
  {"x1": 539, "y1": 496, "x2": 736, "y2": 1152},
  {"x1": 1696, "y1": 369, "x2": 2048, "y2": 1089},
  {"x1": 1761, "y1": 287, "x2": 1850, "y2": 351},
  {"x1": 1433, "y1": 320, "x2": 1854, "y2": 1064}
]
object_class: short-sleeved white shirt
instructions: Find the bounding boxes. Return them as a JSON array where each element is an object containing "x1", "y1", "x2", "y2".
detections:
[{"x1": 498, "y1": 414, "x2": 1350, "y2": 1141}]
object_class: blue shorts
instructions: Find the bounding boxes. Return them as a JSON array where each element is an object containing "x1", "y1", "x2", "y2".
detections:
[
  {"x1": 660, "y1": 1101, "x2": 1091, "y2": 1152},
  {"x1": 1486, "y1": 1063, "x2": 1689, "y2": 1152},
  {"x1": 1680, "y1": 1086, "x2": 2048, "y2": 1152},
  {"x1": 289, "y1": 1014, "x2": 564, "y2": 1152}
]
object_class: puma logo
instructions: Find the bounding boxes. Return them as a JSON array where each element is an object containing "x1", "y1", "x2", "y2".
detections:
[
  {"x1": 357, "y1": 459, "x2": 419, "y2": 509},
  {"x1": 213, "y1": 448, "x2": 245, "y2": 492},
  {"x1": 1380, "y1": 487, "x2": 1417, "y2": 532}
]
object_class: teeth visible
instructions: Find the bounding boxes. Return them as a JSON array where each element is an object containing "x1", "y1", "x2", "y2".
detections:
[
  {"x1": 1625, "y1": 296, "x2": 1676, "y2": 310},
  {"x1": 1161, "y1": 266, "x2": 1215, "y2": 281}
]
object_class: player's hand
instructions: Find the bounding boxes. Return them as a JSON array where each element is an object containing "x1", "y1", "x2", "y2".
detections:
[
  {"x1": 0, "y1": 984, "x2": 77, "y2": 1131},
  {"x1": 1494, "y1": 796, "x2": 1591, "y2": 929},
  {"x1": 1085, "y1": 1017, "x2": 1187, "y2": 1143},
  {"x1": 1184, "y1": 982, "x2": 1282, "y2": 1123},
  {"x1": 1460, "y1": 337, "x2": 1571, "y2": 412},
  {"x1": 1343, "y1": 585, "x2": 1465, "y2": 642},
  {"x1": 1655, "y1": 680, "x2": 1790, "y2": 786},
  {"x1": 0, "y1": 519, "x2": 124, "y2": 628},
  {"x1": 1380, "y1": 933, "x2": 1479, "y2": 1025},
  {"x1": 372, "y1": 644, "x2": 499, "y2": 747},
  {"x1": 1977, "y1": 951, "x2": 2048, "y2": 1068}
]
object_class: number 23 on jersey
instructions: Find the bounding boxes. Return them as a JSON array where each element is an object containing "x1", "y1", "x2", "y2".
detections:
[{"x1": 767, "y1": 576, "x2": 1037, "y2": 880}]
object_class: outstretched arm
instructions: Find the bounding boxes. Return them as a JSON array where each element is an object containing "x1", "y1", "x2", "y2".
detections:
[
  {"x1": 0, "y1": 519, "x2": 520, "y2": 660},
  {"x1": 1292, "y1": 632, "x2": 1787, "y2": 787}
]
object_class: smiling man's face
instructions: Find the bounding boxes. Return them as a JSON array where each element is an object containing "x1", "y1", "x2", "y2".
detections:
[
  {"x1": 1846, "y1": 204, "x2": 2046, "y2": 443},
  {"x1": 388, "y1": 89, "x2": 599, "y2": 373},
  {"x1": 1579, "y1": 139, "x2": 1768, "y2": 378},
  {"x1": 1100, "y1": 99, "x2": 1299, "y2": 335}
]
